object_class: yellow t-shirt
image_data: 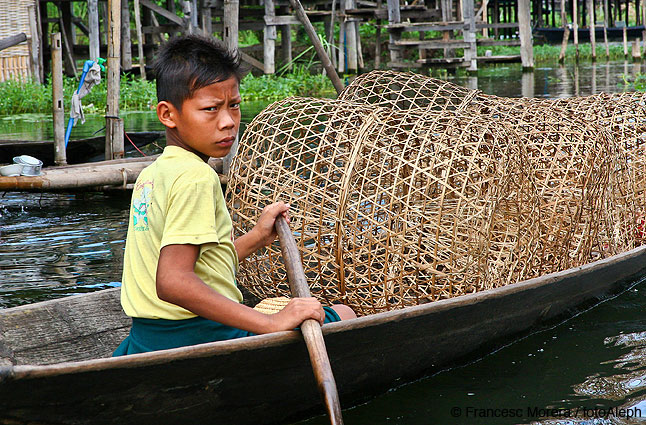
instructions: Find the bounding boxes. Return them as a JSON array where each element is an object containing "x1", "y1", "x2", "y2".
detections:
[{"x1": 120, "y1": 145, "x2": 242, "y2": 320}]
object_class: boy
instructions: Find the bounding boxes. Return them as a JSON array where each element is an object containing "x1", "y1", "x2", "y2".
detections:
[{"x1": 113, "y1": 35, "x2": 354, "y2": 356}]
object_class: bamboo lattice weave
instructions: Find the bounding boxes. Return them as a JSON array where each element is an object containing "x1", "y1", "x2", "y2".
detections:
[
  {"x1": 227, "y1": 96, "x2": 615, "y2": 315},
  {"x1": 340, "y1": 70, "x2": 637, "y2": 257}
]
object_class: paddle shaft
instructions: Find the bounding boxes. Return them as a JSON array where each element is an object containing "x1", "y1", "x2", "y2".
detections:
[{"x1": 275, "y1": 216, "x2": 344, "y2": 425}]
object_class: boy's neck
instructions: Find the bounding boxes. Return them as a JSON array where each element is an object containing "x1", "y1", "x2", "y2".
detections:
[{"x1": 165, "y1": 128, "x2": 209, "y2": 163}]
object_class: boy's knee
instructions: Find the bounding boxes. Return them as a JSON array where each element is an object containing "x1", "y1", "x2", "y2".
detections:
[{"x1": 331, "y1": 304, "x2": 357, "y2": 321}]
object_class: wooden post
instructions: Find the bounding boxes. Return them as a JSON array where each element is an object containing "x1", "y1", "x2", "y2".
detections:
[
  {"x1": 326, "y1": 0, "x2": 338, "y2": 69},
  {"x1": 559, "y1": 0, "x2": 570, "y2": 62},
  {"x1": 28, "y1": 5, "x2": 43, "y2": 84},
  {"x1": 643, "y1": 0, "x2": 646, "y2": 54},
  {"x1": 375, "y1": 0, "x2": 382, "y2": 68},
  {"x1": 264, "y1": 0, "x2": 276, "y2": 74},
  {"x1": 345, "y1": 0, "x2": 358, "y2": 72},
  {"x1": 573, "y1": 0, "x2": 579, "y2": 59},
  {"x1": 223, "y1": 0, "x2": 239, "y2": 50},
  {"x1": 622, "y1": 21, "x2": 628, "y2": 57},
  {"x1": 121, "y1": 0, "x2": 132, "y2": 70},
  {"x1": 441, "y1": 0, "x2": 454, "y2": 59},
  {"x1": 51, "y1": 33, "x2": 66, "y2": 166},
  {"x1": 60, "y1": 3, "x2": 76, "y2": 76},
  {"x1": 462, "y1": 0, "x2": 478, "y2": 71},
  {"x1": 387, "y1": 0, "x2": 402, "y2": 64},
  {"x1": 280, "y1": 5, "x2": 292, "y2": 69},
  {"x1": 88, "y1": 0, "x2": 100, "y2": 61},
  {"x1": 518, "y1": 0, "x2": 534, "y2": 69},
  {"x1": 339, "y1": 0, "x2": 346, "y2": 72},
  {"x1": 202, "y1": 1, "x2": 213, "y2": 34},
  {"x1": 133, "y1": 0, "x2": 146, "y2": 79},
  {"x1": 106, "y1": 0, "x2": 124, "y2": 160},
  {"x1": 603, "y1": 0, "x2": 610, "y2": 57},
  {"x1": 588, "y1": 0, "x2": 596, "y2": 60}
]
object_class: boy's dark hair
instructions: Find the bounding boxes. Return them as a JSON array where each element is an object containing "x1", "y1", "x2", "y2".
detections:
[{"x1": 152, "y1": 34, "x2": 246, "y2": 110}]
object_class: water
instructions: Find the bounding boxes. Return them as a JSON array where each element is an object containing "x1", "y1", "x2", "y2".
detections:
[{"x1": 1, "y1": 59, "x2": 646, "y2": 424}]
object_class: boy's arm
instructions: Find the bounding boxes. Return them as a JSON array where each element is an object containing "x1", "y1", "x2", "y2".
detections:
[
  {"x1": 156, "y1": 243, "x2": 323, "y2": 334},
  {"x1": 234, "y1": 202, "x2": 289, "y2": 261}
]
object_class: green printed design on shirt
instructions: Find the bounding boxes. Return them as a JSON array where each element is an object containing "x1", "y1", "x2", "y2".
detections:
[{"x1": 133, "y1": 183, "x2": 153, "y2": 231}]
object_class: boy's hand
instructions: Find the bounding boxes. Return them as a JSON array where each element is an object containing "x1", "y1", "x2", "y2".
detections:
[
  {"x1": 254, "y1": 201, "x2": 290, "y2": 246},
  {"x1": 234, "y1": 201, "x2": 290, "y2": 260},
  {"x1": 264, "y1": 297, "x2": 325, "y2": 332}
]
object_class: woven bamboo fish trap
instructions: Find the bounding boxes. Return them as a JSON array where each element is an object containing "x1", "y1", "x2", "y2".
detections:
[
  {"x1": 340, "y1": 70, "x2": 637, "y2": 256},
  {"x1": 227, "y1": 97, "x2": 613, "y2": 315}
]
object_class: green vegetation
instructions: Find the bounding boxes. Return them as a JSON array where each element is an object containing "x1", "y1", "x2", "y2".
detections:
[
  {"x1": 0, "y1": 74, "x2": 157, "y2": 116},
  {"x1": 0, "y1": 67, "x2": 335, "y2": 116}
]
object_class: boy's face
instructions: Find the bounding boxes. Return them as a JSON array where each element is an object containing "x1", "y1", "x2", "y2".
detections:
[{"x1": 158, "y1": 76, "x2": 242, "y2": 160}]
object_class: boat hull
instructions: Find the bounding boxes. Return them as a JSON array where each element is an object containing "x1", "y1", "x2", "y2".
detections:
[{"x1": 1, "y1": 246, "x2": 645, "y2": 424}]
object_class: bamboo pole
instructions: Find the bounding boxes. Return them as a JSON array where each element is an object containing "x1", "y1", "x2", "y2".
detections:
[
  {"x1": 88, "y1": 0, "x2": 100, "y2": 61},
  {"x1": 288, "y1": 0, "x2": 344, "y2": 94},
  {"x1": 106, "y1": 0, "x2": 124, "y2": 160},
  {"x1": 51, "y1": 33, "x2": 66, "y2": 166}
]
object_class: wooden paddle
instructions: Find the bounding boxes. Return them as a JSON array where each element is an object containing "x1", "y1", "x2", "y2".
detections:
[{"x1": 275, "y1": 215, "x2": 344, "y2": 425}]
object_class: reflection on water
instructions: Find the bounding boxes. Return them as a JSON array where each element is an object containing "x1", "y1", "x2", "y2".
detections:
[
  {"x1": 0, "y1": 192, "x2": 128, "y2": 308},
  {"x1": 296, "y1": 271, "x2": 646, "y2": 424},
  {"x1": 446, "y1": 60, "x2": 645, "y2": 99}
]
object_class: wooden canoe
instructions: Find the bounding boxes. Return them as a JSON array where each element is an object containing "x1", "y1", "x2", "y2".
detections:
[
  {"x1": 1, "y1": 246, "x2": 646, "y2": 424},
  {"x1": 0, "y1": 131, "x2": 164, "y2": 166}
]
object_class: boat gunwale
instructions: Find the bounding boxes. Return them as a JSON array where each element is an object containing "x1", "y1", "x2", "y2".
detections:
[{"x1": 3, "y1": 244, "x2": 646, "y2": 381}]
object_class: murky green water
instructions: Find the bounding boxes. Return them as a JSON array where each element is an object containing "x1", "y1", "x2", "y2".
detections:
[{"x1": 1, "y1": 60, "x2": 645, "y2": 424}]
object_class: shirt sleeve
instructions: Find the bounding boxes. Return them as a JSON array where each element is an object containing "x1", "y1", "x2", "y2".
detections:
[{"x1": 160, "y1": 173, "x2": 220, "y2": 248}]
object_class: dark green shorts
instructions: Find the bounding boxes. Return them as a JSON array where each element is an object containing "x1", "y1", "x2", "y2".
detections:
[{"x1": 113, "y1": 306, "x2": 341, "y2": 356}]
